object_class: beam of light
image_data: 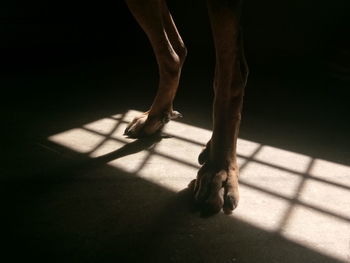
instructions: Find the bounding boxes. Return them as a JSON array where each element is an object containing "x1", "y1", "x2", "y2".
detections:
[
  {"x1": 47, "y1": 109, "x2": 350, "y2": 262},
  {"x1": 48, "y1": 128, "x2": 105, "y2": 153},
  {"x1": 254, "y1": 145, "x2": 312, "y2": 173},
  {"x1": 282, "y1": 204, "x2": 350, "y2": 261}
]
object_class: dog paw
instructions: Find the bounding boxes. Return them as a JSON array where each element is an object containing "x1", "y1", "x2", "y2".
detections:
[
  {"x1": 191, "y1": 162, "x2": 239, "y2": 216},
  {"x1": 124, "y1": 110, "x2": 182, "y2": 138}
]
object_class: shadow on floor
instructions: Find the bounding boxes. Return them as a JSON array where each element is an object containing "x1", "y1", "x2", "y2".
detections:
[
  {"x1": 2, "y1": 138, "x2": 344, "y2": 263},
  {"x1": 2, "y1": 48, "x2": 349, "y2": 262}
]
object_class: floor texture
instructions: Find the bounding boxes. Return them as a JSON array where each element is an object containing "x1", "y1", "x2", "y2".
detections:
[{"x1": 2, "y1": 52, "x2": 350, "y2": 262}]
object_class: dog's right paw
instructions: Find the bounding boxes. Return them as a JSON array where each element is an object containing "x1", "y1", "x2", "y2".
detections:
[{"x1": 192, "y1": 162, "x2": 240, "y2": 216}]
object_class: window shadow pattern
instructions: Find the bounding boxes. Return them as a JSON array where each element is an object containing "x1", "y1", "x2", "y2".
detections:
[{"x1": 34, "y1": 109, "x2": 350, "y2": 262}]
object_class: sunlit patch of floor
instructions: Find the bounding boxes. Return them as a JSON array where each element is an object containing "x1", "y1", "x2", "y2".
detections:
[{"x1": 48, "y1": 109, "x2": 350, "y2": 262}]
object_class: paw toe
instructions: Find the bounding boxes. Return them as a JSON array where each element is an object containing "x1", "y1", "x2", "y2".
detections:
[{"x1": 223, "y1": 194, "x2": 237, "y2": 214}]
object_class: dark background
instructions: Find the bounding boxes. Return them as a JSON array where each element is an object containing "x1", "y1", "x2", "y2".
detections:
[
  {"x1": 2, "y1": 0, "x2": 350, "y2": 162},
  {"x1": 2, "y1": 1, "x2": 350, "y2": 262}
]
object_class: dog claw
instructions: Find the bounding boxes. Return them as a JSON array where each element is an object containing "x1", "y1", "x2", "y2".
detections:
[
  {"x1": 162, "y1": 110, "x2": 183, "y2": 124},
  {"x1": 223, "y1": 195, "x2": 236, "y2": 214},
  {"x1": 169, "y1": 110, "x2": 183, "y2": 120}
]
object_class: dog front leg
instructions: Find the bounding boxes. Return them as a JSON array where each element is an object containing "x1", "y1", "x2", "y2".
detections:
[
  {"x1": 194, "y1": 0, "x2": 249, "y2": 215},
  {"x1": 124, "y1": 0, "x2": 186, "y2": 137}
]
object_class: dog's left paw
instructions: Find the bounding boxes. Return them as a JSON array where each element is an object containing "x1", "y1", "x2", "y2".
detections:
[{"x1": 124, "y1": 110, "x2": 182, "y2": 138}]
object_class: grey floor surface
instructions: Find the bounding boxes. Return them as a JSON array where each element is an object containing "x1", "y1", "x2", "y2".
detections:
[{"x1": 2, "y1": 55, "x2": 350, "y2": 263}]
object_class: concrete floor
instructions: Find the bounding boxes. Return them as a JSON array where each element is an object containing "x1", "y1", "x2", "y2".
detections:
[{"x1": 2, "y1": 54, "x2": 350, "y2": 262}]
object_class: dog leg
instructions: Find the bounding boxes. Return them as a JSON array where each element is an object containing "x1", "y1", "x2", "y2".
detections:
[
  {"x1": 193, "y1": 0, "x2": 249, "y2": 215},
  {"x1": 124, "y1": 0, "x2": 186, "y2": 137}
]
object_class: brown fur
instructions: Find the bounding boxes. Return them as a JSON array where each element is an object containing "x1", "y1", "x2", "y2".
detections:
[{"x1": 124, "y1": 0, "x2": 249, "y2": 215}]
